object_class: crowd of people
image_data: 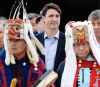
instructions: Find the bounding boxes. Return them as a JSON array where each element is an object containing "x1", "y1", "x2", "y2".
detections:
[{"x1": 0, "y1": 2, "x2": 100, "y2": 87}]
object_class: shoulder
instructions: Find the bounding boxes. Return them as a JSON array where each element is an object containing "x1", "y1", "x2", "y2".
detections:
[
  {"x1": 59, "y1": 32, "x2": 65, "y2": 35},
  {"x1": 58, "y1": 32, "x2": 66, "y2": 45}
]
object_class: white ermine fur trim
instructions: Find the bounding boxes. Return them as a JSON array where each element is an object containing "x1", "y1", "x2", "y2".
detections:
[{"x1": 61, "y1": 23, "x2": 77, "y2": 87}]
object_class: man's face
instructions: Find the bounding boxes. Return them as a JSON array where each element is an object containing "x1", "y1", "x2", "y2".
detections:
[
  {"x1": 92, "y1": 19, "x2": 100, "y2": 43},
  {"x1": 37, "y1": 18, "x2": 45, "y2": 32},
  {"x1": 0, "y1": 19, "x2": 7, "y2": 48},
  {"x1": 92, "y1": 19, "x2": 100, "y2": 30},
  {"x1": 44, "y1": 9, "x2": 60, "y2": 30},
  {"x1": 30, "y1": 17, "x2": 37, "y2": 32},
  {"x1": 0, "y1": 31, "x2": 4, "y2": 48},
  {"x1": 9, "y1": 39, "x2": 26, "y2": 56}
]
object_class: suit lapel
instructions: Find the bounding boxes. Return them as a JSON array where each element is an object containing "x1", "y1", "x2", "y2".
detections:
[
  {"x1": 40, "y1": 33, "x2": 44, "y2": 46},
  {"x1": 55, "y1": 32, "x2": 61, "y2": 59},
  {"x1": 37, "y1": 33, "x2": 45, "y2": 62},
  {"x1": 54, "y1": 32, "x2": 62, "y2": 69}
]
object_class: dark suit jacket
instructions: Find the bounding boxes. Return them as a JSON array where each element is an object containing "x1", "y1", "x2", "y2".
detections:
[
  {"x1": 56, "y1": 61, "x2": 65, "y2": 87},
  {"x1": 36, "y1": 31, "x2": 66, "y2": 72}
]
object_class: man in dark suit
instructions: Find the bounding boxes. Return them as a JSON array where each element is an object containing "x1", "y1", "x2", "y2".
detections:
[{"x1": 37, "y1": 3, "x2": 66, "y2": 72}]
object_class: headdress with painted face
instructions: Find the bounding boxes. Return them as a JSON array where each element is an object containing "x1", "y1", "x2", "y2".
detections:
[
  {"x1": 61, "y1": 21, "x2": 100, "y2": 87},
  {"x1": 72, "y1": 23, "x2": 91, "y2": 61},
  {"x1": 3, "y1": 1, "x2": 44, "y2": 70}
]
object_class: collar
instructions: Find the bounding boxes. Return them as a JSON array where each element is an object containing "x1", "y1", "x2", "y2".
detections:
[{"x1": 44, "y1": 31, "x2": 59, "y2": 39}]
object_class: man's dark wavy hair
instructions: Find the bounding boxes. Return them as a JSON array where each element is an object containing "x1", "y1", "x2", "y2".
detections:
[{"x1": 40, "y1": 3, "x2": 61, "y2": 16}]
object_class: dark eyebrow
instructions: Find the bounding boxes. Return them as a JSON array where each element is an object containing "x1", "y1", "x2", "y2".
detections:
[{"x1": 48, "y1": 14, "x2": 54, "y2": 17}]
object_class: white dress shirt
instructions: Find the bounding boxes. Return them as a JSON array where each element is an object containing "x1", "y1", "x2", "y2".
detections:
[{"x1": 44, "y1": 31, "x2": 59, "y2": 71}]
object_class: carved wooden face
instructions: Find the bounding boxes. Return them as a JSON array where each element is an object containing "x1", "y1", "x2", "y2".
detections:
[
  {"x1": 7, "y1": 18, "x2": 24, "y2": 40},
  {"x1": 73, "y1": 25, "x2": 88, "y2": 45},
  {"x1": 8, "y1": 18, "x2": 23, "y2": 31}
]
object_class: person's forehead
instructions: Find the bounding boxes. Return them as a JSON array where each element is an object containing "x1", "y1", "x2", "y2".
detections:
[
  {"x1": 92, "y1": 19, "x2": 100, "y2": 23},
  {"x1": 46, "y1": 9, "x2": 60, "y2": 16}
]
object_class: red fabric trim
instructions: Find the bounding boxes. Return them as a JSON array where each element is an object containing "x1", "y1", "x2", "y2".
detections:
[
  {"x1": 98, "y1": 80, "x2": 100, "y2": 87},
  {"x1": 27, "y1": 58, "x2": 45, "y2": 87},
  {"x1": 73, "y1": 69, "x2": 79, "y2": 87},
  {"x1": 27, "y1": 65, "x2": 32, "y2": 87},
  {"x1": 0, "y1": 61, "x2": 7, "y2": 87},
  {"x1": 90, "y1": 69, "x2": 96, "y2": 87},
  {"x1": 73, "y1": 59, "x2": 100, "y2": 87},
  {"x1": 18, "y1": 79, "x2": 22, "y2": 87}
]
